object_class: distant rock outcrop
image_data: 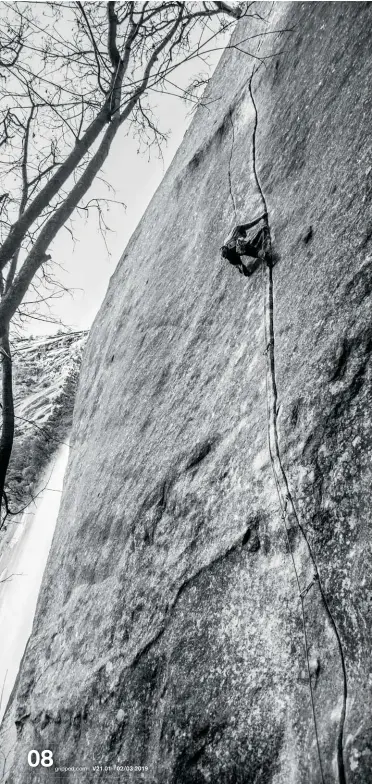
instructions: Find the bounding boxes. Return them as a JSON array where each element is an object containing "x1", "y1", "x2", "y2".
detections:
[
  {"x1": 4, "y1": 3, "x2": 372, "y2": 783},
  {"x1": 0, "y1": 331, "x2": 87, "y2": 552}
]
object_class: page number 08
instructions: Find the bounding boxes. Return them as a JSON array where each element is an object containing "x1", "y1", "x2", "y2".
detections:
[{"x1": 28, "y1": 750, "x2": 54, "y2": 767}]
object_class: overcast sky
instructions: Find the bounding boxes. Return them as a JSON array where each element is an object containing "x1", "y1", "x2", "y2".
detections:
[
  {"x1": 0, "y1": 0, "x2": 234, "y2": 338},
  {"x1": 0, "y1": 0, "x2": 235, "y2": 337},
  {"x1": 46, "y1": 93, "x2": 194, "y2": 335},
  {"x1": 31, "y1": 50, "x2": 226, "y2": 337}
]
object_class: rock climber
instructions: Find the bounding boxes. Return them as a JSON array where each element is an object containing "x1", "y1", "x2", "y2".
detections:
[{"x1": 221, "y1": 212, "x2": 269, "y2": 275}]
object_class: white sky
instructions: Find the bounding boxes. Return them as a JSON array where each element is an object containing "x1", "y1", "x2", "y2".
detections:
[
  {"x1": 48, "y1": 92, "x2": 195, "y2": 334},
  {"x1": 24, "y1": 24, "x2": 227, "y2": 336},
  {"x1": 0, "y1": 1, "x2": 236, "y2": 337}
]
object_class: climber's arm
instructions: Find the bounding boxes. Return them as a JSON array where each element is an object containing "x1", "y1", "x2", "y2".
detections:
[
  {"x1": 223, "y1": 212, "x2": 267, "y2": 246},
  {"x1": 237, "y1": 212, "x2": 267, "y2": 235}
]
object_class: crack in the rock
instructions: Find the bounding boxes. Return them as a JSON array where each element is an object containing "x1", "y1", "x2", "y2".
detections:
[
  {"x1": 248, "y1": 68, "x2": 348, "y2": 784},
  {"x1": 228, "y1": 107, "x2": 237, "y2": 224},
  {"x1": 129, "y1": 523, "x2": 258, "y2": 671}
]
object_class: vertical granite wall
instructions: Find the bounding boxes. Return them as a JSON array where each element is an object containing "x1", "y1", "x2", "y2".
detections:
[{"x1": 4, "y1": 4, "x2": 372, "y2": 783}]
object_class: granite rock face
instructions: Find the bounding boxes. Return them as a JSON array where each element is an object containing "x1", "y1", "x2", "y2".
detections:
[{"x1": 4, "y1": 3, "x2": 372, "y2": 783}]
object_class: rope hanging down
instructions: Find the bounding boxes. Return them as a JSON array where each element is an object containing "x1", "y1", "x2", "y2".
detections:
[
  {"x1": 248, "y1": 68, "x2": 348, "y2": 784},
  {"x1": 221, "y1": 66, "x2": 348, "y2": 784},
  {"x1": 248, "y1": 70, "x2": 325, "y2": 783}
]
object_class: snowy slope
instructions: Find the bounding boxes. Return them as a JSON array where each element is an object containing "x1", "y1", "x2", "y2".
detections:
[
  {"x1": 0, "y1": 331, "x2": 87, "y2": 552},
  {"x1": 0, "y1": 444, "x2": 69, "y2": 728}
]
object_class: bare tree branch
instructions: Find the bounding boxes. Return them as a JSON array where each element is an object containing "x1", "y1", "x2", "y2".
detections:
[{"x1": 0, "y1": 0, "x2": 280, "y2": 525}]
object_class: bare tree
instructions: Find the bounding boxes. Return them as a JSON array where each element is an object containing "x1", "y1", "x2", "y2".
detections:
[{"x1": 0, "y1": 0, "x2": 261, "y2": 524}]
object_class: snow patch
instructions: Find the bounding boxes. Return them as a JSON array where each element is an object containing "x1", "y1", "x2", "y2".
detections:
[{"x1": 0, "y1": 444, "x2": 69, "y2": 723}]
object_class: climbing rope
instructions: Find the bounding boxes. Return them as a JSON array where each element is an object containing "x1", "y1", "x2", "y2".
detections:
[
  {"x1": 228, "y1": 108, "x2": 238, "y2": 224},
  {"x1": 247, "y1": 67, "x2": 348, "y2": 784}
]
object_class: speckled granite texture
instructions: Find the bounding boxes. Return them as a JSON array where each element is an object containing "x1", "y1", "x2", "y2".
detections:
[{"x1": 4, "y1": 3, "x2": 372, "y2": 782}]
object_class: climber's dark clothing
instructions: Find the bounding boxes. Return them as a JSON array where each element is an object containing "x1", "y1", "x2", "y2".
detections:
[
  {"x1": 221, "y1": 214, "x2": 269, "y2": 275},
  {"x1": 236, "y1": 226, "x2": 269, "y2": 259},
  {"x1": 221, "y1": 244, "x2": 241, "y2": 266}
]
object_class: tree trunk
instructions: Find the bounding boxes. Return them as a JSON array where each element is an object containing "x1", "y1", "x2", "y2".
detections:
[{"x1": 0, "y1": 329, "x2": 14, "y2": 525}]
